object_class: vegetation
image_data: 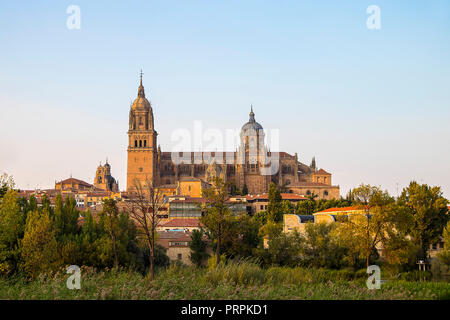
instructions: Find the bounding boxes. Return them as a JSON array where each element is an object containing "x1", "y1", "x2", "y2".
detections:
[
  {"x1": 0, "y1": 262, "x2": 449, "y2": 300},
  {"x1": 0, "y1": 173, "x2": 449, "y2": 300}
]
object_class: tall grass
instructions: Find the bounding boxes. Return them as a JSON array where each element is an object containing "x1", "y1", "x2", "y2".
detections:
[{"x1": 0, "y1": 261, "x2": 449, "y2": 300}]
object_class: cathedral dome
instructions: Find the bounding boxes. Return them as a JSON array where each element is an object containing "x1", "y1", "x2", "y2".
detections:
[
  {"x1": 241, "y1": 106, "x2": 263, "y2": 133},
  {"x1": 131, "y1": 96, "x2": 151, "y2": 111}
]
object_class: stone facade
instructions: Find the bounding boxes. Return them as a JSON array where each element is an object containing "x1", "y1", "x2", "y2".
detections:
[
  {"x1": 94, "y1": 160, "x2": 119, "y2": 192},
  {"x1": 126, "y1": 76, "x2": 340, "y2": 199}
]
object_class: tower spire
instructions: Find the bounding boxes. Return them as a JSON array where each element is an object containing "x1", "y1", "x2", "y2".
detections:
[
  {"x1": 249, "y1": 104, "x2": 255, "y2": 122},
  {"x1": 138, "y1": 69, "x2": 145, "y2": 98}
]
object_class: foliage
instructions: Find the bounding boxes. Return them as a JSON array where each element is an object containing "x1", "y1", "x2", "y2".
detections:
[
  {"x1": 20, "y1": 210, "x2": 59, "y2": 279},
  {"x1": 301, "y1": 223, "x2": 347, "y2": 269},
  {"x1": 438, "y1": 221, "x2": 450, "y2": 268},
  {"x1": 398, "y1": 181, "x2": 448, "y2": 260},
  {"x1": 241, "y1": 184, "x2": 248, "y2": 196},
  {"x1": 201, "y1": 177, "x2": 236, "y2": 265},
  {"x1": 267, "y1": 182, "x2": 282, "y2": 222},
  {"x1": 1, "y1": 263, "x2": 449, "y2": 300},
  {"x1": 0, "y1": 190, "x2": 24, "y2": 275},
  {"x1": 189, "y1": 229, "x2": 209, "y2": 267}
]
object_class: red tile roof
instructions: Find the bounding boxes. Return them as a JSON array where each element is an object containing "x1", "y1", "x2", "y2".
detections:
[
  {"x1": 315, "y1": 206, "x2": 360, "y2": 214},
  {"x1": 161, "y1": 218, "x2": 204, "y2": 228}
]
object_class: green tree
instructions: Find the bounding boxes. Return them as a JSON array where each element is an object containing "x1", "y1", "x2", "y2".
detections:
[
  {"x1": 242, "y1": 184, "x2": 248, "y2": 196},
  {"x1": 20, "y1": 210, "x2": 59, "y2": 278},
  {"x1": 200, "y1": 177, "x2": 235, "y2": 266},
  {"x1": 280, "y1": 200, "x2": 295, "y2": 215},
  {"x1": 343, "y1": 184, "x2": 394, "y2": 267},
  {"x1": 296, "y1": 199, "x2": 316, "y2": 215},
  {"x1": 189, "y1": 229, "x2": 209, "y2": 267},
  {"x1": 302, "y1": 222, "x2": 346, "y2": 269},
  {"x1": 256, "y1": 231, "x2": 303, "y2": 266},
  {"x1": 437, "y1": 221, "x2": 450, "y2": 267},
  {"x1": 0, "y1": 190, "x2": 24, "y2": 275},
  {"x1": 398, "y1": 181, "x2": 449, "y2": 261},
  {"x1": 0, "y1": 173, "x2": 15, "y2": 200},
  {"x1": 101, "y1": 199, "x2": 121, "y2": 269},
  {"x1": 267, "y1": 182, "x2": 282, "y2": 222}
]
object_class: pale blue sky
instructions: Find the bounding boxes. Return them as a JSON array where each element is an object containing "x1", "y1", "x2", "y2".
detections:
[{"x1": 0, "y1": 1, "x2": 449, "y2": 197}]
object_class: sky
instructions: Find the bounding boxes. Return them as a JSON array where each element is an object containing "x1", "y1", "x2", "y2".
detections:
[{"x1": 0, "y1": 0, "x2": 449, "y2": 198}]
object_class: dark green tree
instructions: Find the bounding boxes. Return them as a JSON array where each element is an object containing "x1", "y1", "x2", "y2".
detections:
[
  {"x1": 189, "y1": 229, "x2": 209, "y2": 267},
  {"x1": 242, "y1": 184, "x2": 248, "y2": 196},
  {"x1": 267, "y1": 182, "x2": 282, "y2": 222}
]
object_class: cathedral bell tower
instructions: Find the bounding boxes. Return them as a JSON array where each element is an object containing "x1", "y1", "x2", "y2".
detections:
[{"x1": 126, "y1": 71, "x2": 158, "y2": 192}]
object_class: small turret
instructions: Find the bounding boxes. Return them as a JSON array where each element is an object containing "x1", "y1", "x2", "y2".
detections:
[{"x1": 310, "y1": 156, "x2": 316, "y2": 171}]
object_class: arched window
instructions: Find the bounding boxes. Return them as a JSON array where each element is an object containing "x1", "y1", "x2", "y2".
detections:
[
  {"x1": 134, "y1": 140, "x2": 137, "y2": 147},
  {"x1": 139, "y1": 140, "x2": 142, "y2": 147},
  {"x1": 144, "y1": 140, "x2": 147, "y2": 147}
]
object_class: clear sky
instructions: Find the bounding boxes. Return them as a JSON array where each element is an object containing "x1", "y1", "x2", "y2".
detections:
[{"x1": 0, "y1": 1, "x2": 449, "y2": 198}]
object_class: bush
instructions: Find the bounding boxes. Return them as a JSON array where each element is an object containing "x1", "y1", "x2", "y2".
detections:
[{"x1": 399, "y1": 270, "x2": 432, "y2": 281}]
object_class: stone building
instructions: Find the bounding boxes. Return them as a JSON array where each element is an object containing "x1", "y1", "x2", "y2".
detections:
[
  {"x1": 94, "y1": 160, "x2": 119, "y2": 192},
  {"x1": 126, "y1": 74, "x2": 340, "y2": 199}
]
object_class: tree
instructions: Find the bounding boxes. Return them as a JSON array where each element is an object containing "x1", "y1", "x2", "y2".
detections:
[
  {"x1": 344, "y1": 184, "x2": 394, "y2": 267},
  {"x1": 296, "y1": 199, "x2": 316, "y2": 215},
  {"x1": 267, "y1": 182, "x2": 282, "y2": 222},
  {"x1": 256, "y1": 231, "x2": 303, "y2": 267},
  {"x1": 280, "y1": 200, "x2": 295, "y2": 215},
  {"x1": 437, "y1": 221, "x2": 450, "y2": 267},
  {"x1": 101, "y1": 199, "x2": 121, "y2": 269},
  {"x1": 379, "y1": 204, "x2": 417, "y2": 270},
  {"x1": 242, "y1": 184, "x2": 248, "y2": 196},
  {"x1": 0, "y1": 173, "x2": 15, "y2": 200},
  {"x1": 200, "y1": 177, "x2": 236, "y2": 266},
  {"x1": 54, "y1": 194, "x2": 79, "y2": 239},
  {"x1": 126, "y1": 179, "x2": 165, "y2": 280},
  {"x1": 398, "y1": 181, "x2": 448, "y2": 261},
  {"x1": 0, "y1": 190, "x2": 24, "y2": 275},
  {"x1": 20, "y1": 210, "x2": 59, "y2": 278},
  {"x1": 189, "y1": 229, "x2": 209, "y2": 267},
  {"x1": 302, "y1": 222, "x2": 346, "y2": 269}
]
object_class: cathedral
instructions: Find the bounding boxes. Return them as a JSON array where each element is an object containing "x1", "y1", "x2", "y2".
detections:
[{"x1": 126, "y1": 74, "x2": 339, "y2": 199}]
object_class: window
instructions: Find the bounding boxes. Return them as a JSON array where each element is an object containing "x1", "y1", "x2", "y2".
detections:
[
  {"x1": 440, "y1": 242, "x2": 444, "y2": 249},
  {"x1": 306, "y1": 190, "x2": 311, "y2": 195},
  {"x1": 324, "y1": 177, "x2": 327, "y2": 183},
  {"x1": 260, "y1": 205, "x2": 264, "y2": 210},
  {"x1": 134, "y1": 140, "x2": 137, "y2": 147},
  {"x1": 139, "y1": 140, "x2": 142, "y2": 147},
  {"x1": 324, "y1": 190, "x2": 329, "y2": 196},
  {"x1": 432, "y1": 243, "x2": 437, "y2": 250},
  {"x1": 177, "y1": 254, "x2": 182, "y2": 260},
  {"x1": 144, "y1": 140, "x2": 147, "y2": 147},
  {"x1": 188, "y1": 186, "x2": 191, "y2": 191},
  {"x1": 265, "y1": 205, "x2": 267, "y2": 210}
]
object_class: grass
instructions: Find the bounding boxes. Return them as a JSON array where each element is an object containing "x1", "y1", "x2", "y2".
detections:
[{"x1": 0, "y1": 262, "x2": 449, "y2": 300}]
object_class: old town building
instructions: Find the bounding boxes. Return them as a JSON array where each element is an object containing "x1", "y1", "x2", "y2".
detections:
[{"x1": 126, "y1": 74, "x2": 340, "y2": 199}]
